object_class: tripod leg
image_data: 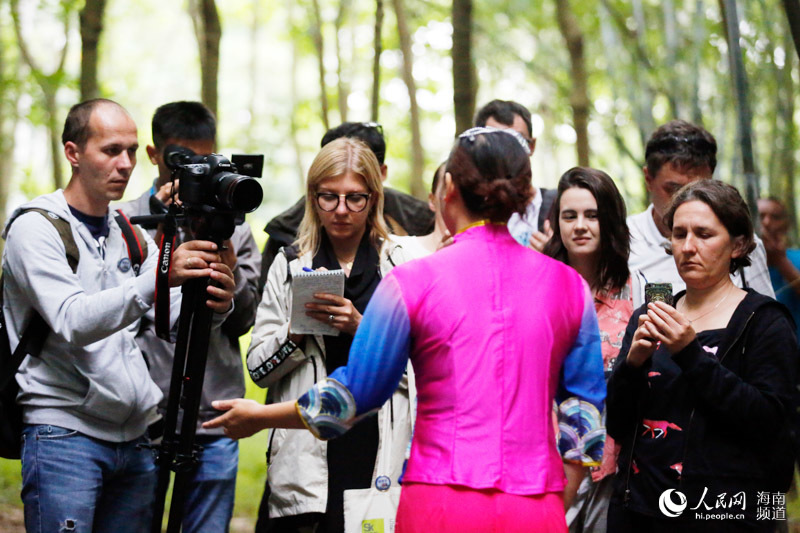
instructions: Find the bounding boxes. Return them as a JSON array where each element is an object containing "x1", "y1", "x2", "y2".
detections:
[
  {"x1": 152, "y1": 281, "x2": 202, "y2": 533},
  {"x1": 165, "y1": 277, "x2": 216, "y2": 533}
]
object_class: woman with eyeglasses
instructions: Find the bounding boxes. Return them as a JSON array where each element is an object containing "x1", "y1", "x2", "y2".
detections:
[
  {"x1": 207, "y1": 128, "x2": 605, "y2": 532},
  {"x1": 243, "y1": 137, "x2": 413, "y2": 533}
]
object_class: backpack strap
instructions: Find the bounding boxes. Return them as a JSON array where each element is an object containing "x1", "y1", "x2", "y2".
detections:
[
  {"x1": 114, "y1": 209, "x2": 148, "y2": 274},
  {"x1": 19, "y1": 208, "x2": 79, "y2": 274},
  {"x1": 0, "y1": 208, "x2": 79, "y2": 387}
]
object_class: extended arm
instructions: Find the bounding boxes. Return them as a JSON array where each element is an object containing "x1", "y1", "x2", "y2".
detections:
[{"x1": 207, "y1": 273, "x2": 412, "y2": 439}]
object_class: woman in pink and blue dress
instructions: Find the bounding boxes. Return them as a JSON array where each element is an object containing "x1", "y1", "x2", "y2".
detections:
[{"x1": 205, "y1": 127, "x2": 606, "y2": 532}]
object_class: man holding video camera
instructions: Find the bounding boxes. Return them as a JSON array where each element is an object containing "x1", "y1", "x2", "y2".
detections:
[
  {"x1": 2, "y1": 98, "x2": 236, "y2": 532},
  {"x1": 117, "y1": 100, "x2": 261, "y2": 533}
]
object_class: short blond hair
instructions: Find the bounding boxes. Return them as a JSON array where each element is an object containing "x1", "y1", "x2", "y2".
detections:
[{"x1": 296, "y1": 137, "x2": 388, "y2": 257}]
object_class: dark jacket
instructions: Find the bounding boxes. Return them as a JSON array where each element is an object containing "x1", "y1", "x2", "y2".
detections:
[
  {"x1": 607, "y1": 290, "x2": 798, "y2": 520},
  {"x1": 258, "y1": 188, "x2": 434, "y2": 292}
]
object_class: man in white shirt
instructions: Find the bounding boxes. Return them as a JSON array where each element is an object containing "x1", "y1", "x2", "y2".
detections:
[
  {"x1": 473, "y1": 100, "x2": 556, "y2": 247},
  {"x1": 628, "y1": 119, "x2": 774, "y2": 306}
]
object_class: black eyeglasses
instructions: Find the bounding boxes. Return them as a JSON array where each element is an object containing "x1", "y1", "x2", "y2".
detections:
[{"x1": 315, "y1": 192, "x2": 371, "y2": 212}]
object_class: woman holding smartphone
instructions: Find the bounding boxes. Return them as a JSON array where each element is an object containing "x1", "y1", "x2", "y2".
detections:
[
  {"x1": 606, "y1": 180, "x2": 797, "y2": 531},
  {"x1": 543, "y1": 167, "x2": 632, "y2": 532}
]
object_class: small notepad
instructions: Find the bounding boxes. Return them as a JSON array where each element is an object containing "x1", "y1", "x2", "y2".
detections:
[{"x1": 290, "y1": 269, "x2": 346, "y2": 336}]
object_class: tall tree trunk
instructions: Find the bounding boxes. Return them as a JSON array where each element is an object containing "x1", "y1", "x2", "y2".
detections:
[
  {"x1": 310, "y1": 0, "x2": 329, "y2": 130},
  {"x1": 555, "y1": 0, "x2": 590, "y2": 166},
  {"x1": 11, "y1": 0, "x2": 69, "y2": 190},
  {"x1": 600, "y1": 0, "x2": 656, "y2": 151},
  {"x1": 597, "y1": 8, "x2": 636, "y2": 201},
  {"x1": 79, "y1": 0, "x2": 106, "y2": 101},
  {"x1": 721, "y1": 0, "x2": 759, "y2": 221},
  {"x1": 371, "y1": 0, "x2": 384, "y2": 122},
  {"x1": 0, "y1": 18, "x2": 20, "y2": 258},
  {"x1": 335, "y1": 0, "x2": 351, "y2": 123},
  {"x1": 452, "y1": 0, "x2": 476, "y2": 136},
  {"x1": 391, "y1": 0, "x2": 425, "y2": 199},
  {"x1": 776, "y1": 29, "x2": 797, "y2": 239},
  {"x1": 690, "y1": 0, "x2": 705, "y2": 124},
  {"x1": 247, "y1": 0, "x2": 259, "y2": 150},
  {"x1": 630, "y1": 0, "x2": 656, "y2": 147},
  {"x1": 190, "y1": 0, "x2": 221, "y2": 117},
  {"x1": 44, "y1": 88, "x2": 63, "y2": 190},
  {"x1": 287, "y1": 0, "x2": 305, "y2": 189},
  {"x1": 782, "y1": 0, "x2": 800, "y2": 61},
  {"x1": 662, "y1": 0, "x2": 680, "y2": 117}
]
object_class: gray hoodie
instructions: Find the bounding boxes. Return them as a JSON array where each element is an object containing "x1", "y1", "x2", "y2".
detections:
[{"x1": 2, "y1": 190, "x2": 177, "y2": 442}]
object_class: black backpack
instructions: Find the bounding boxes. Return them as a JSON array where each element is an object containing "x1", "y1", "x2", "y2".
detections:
[{"x1": 0, "y1": 208, "x2": 147, "y2": 459}]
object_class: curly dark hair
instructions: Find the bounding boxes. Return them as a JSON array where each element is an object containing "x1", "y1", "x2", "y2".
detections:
[
  {"x1": 444, "y1": 130, "x2": 532, "y2": 223},
  {"x1": 543, "y1": 167, "x2": 630, "y2": 292},
  {"x1": 664, "y1": 180, "x2": 756, "y2": 274}
]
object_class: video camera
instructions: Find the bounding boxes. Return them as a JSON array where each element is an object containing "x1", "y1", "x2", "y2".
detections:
[
  {"x1": 163, "y1": 145, "x2": 263, "y2": 214},
  {"x1": 134, "y1": 145, "x2": 264, "y2": 242}
]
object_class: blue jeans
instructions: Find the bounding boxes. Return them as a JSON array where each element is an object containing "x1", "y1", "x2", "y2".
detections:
[
  {"x1": 21, "y1": 424, "x2": 156, "y2": 533},
  {"x1": 174, "y1": 435, "x2": 238, "y2": 533}
]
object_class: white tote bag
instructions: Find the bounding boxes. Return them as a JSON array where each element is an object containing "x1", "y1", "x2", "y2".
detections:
[
  {"x1": 343, "y1": 406, "x2": 402, "y2": 533},
  {"x1": 343, "y1": 370, "x2": 415, "y2": 533}
]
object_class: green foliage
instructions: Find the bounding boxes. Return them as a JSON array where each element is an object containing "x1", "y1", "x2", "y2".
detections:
[{"x1": 3, "y1": 0, "x2": 800, "y2": 521}]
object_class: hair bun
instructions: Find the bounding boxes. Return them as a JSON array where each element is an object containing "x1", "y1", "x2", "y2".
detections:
[{"x1": 446, "y1": 132, "x2": 532, "y2": 222}]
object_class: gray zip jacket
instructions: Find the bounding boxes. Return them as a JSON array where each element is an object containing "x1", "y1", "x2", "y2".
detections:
[
  {"x1": 116, "y1": 188, "x2": 261, "y2": 434},
  {"x1": 2, "y1": 190, "x2": 178, "y2": 442},
  {"x1": 248, "y1": 238, "x2": 415, "y2": 518}
]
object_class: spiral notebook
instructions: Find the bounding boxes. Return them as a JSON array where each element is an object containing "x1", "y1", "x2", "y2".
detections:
[{"x1": 290, "y1": 269, "x2": 346, "y2": 336}]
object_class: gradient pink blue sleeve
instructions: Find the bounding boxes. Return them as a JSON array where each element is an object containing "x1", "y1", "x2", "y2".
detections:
[
  {"x1": 556, "y1": 285, "x2": 607, "y2": 466},
  {"x1": 297, "y1": 274, "x2": 411, "y2": 440}
]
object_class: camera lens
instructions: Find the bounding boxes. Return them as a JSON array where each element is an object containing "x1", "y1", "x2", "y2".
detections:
[{"x1": 214, "y1": 173, "x2": 263, "y2": 212}]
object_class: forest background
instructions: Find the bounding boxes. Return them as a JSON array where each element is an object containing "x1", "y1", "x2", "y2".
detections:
[{"x1": 1, "y1": 0, "x2": 800, "y2": 531}]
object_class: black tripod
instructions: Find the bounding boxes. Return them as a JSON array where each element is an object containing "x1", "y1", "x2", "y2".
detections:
[{"x1": 134, "y1": 211, "x2": 236, "y2": 533}]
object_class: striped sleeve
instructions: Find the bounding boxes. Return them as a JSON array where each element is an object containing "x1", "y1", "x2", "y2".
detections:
[{"x1": 556, "y1": 282, "x2": 607, "y2": 466}]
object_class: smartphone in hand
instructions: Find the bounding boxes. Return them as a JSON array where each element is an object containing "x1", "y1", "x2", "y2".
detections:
[{"x1": 644, "y1": 282, "x2": 673, "y2": 307}]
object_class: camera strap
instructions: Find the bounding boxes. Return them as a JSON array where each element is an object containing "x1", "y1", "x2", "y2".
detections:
[{"x1": 155, "y1": 214, "x2": 178, "y2": 340}]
